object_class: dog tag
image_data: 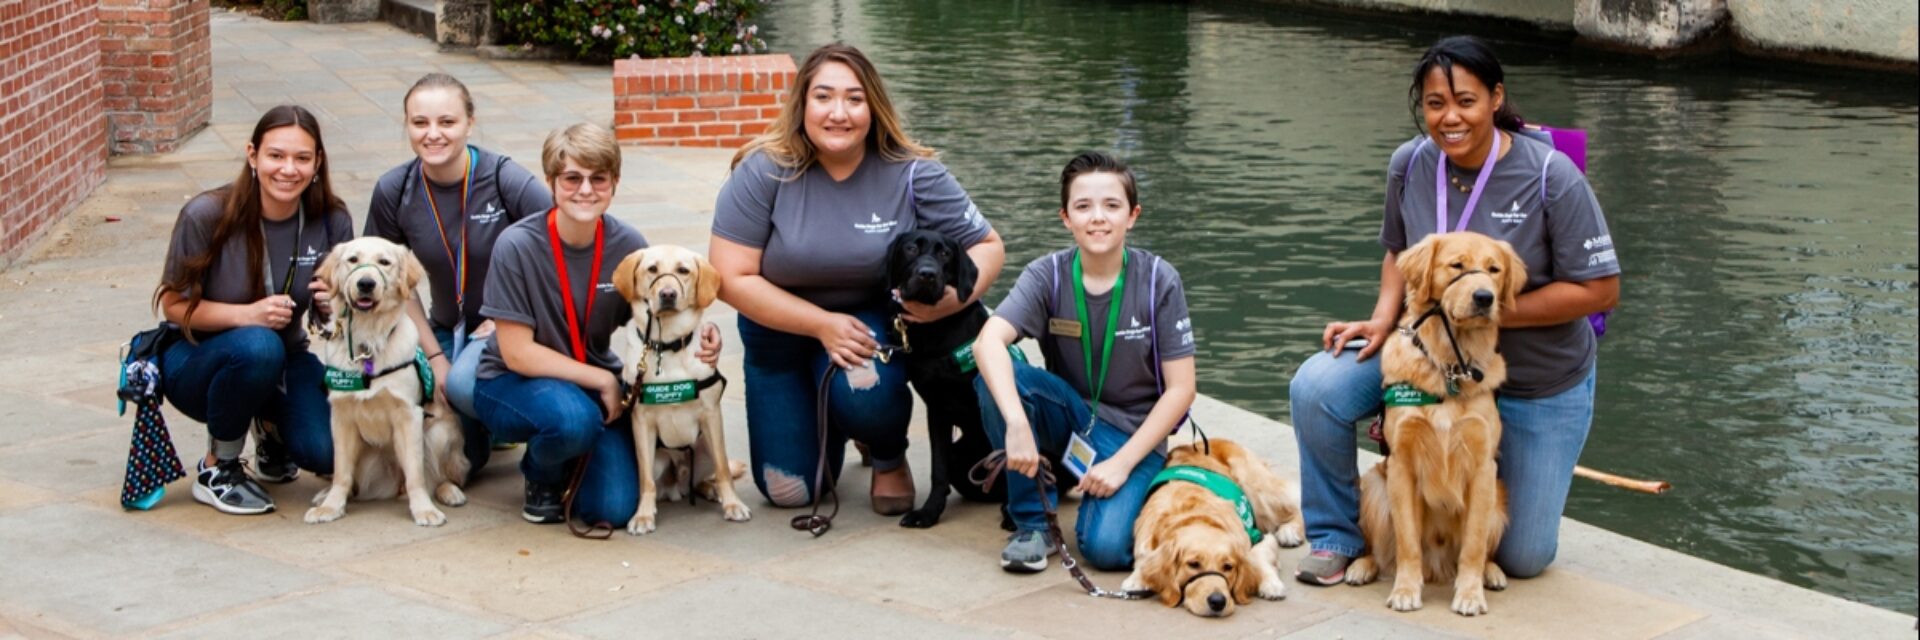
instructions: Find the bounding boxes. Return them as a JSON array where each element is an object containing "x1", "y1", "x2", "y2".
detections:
[
  {"x1": 1048, "y1": 318, "x2": 1082, "y2": 338},
  {"x1": 1063, "y1": 431, "x2": 1096, "y2": 479}
]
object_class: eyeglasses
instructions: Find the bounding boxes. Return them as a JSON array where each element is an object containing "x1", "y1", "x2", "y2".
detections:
[{"x1": 556, "y1": 171, "x2": 613, "y2": 192}]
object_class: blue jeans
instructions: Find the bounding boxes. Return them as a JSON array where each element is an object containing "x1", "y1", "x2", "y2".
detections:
[
  {"x1": 161, "y1": 326, "x2": 332, "y2": 472},
  {"x1": 975, "y1": 360, "x2": 1167, "y2": 571},
  {"x1": 432, "y1": 327, "x2": 492, "y2": 482},
  {"x1": 738, "y1": 308, "x2": 914, "y2": 508},
  {"x1": 1288, "y1": 346, "x2": 1596, "y2": 578}
]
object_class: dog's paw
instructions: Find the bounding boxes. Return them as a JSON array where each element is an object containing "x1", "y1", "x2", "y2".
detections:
[
  {"x1": 721, "y1": 500, "x2": 751, "y2": 522},
  {"x1": 898, "y1": 507, "x2": 942, "y2": 529},
  {"x1": 1484, "y1": 562, "x2": 1507, "y2": 591},
  {"x1": 1451, "y1": 583, "x2": 1489, "y2": 616},
  {"x1": 727, "y1": 460, "x2": 748, "y2": 480},
  {"x1": 1345, "y1": 556, "x2": 1379, "y2": 585},
  {"x1": 1258, "y1": 572, "x2": 1288, "y2": 600},
  {"x1": 412, "y1": 506, "x2": 447, "y2": 527},
  {"x1": 435, "y1": 483, "x2": 467, "y2": 507},
  {"x1": 310, "y1": 487, "x2": 331, "y2": 506},
  {"x1": 1387, "y1": 582, "x2": 1424, "y2": 612},
  {"x1": 696, "y1": 478, "x2": 722, "y2": 503},
  {"x1": 1121, "y1": 570, "x2": 1147, "y2": 592},
  {"x1": 304, "y1": 504, "x2": 344, "y2": 524},
  {"x1": 627, "y1": 511, "x2": 657, "y2": 536},
  {"x1": 1274, "y1": 521, "x2": 1306, "y2": 548}
]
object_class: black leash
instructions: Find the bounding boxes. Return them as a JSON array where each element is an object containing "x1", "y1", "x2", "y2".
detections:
[
  {"x1": 791, "y1": 364, "x2": 840, "y2": 536},
  {"x1": 970, "y1": 451, "x2": 1154, "y2": 600}
]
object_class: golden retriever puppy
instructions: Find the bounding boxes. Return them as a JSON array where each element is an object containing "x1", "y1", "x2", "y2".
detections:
[
  {"x1": 1346, "y1": 232, "x2": 1525, "y2": 616},
  {"x1": 613, "y1": 245, "x2": 749, "y2": 535},
  {"x1": 304, "y1": 237, "x2": 468, "y2": 527},
  {"x1": 1122, "y1": 438, "x2": 1306, "y2": 617}
]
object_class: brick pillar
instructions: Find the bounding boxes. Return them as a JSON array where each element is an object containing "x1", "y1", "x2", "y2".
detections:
[
  {"x1": 0, "y1": 0, "x2": 106, "y2": 262},
  {"x1": 99, "y1": 0, "x2": 211, "y2": 155},
  {"x1": 613, "y1": 54, "x2": 797, "y2": 148}
]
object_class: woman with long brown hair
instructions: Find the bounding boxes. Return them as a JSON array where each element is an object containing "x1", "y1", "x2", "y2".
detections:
[
  {"x1": 710, "y1": 43, "x2": 1005, "y2": 516},
  {"x1": 154, "y1": 105, "x2": 353, "y2": 516}
]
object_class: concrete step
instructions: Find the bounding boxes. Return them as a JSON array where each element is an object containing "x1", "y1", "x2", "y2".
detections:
[{"x1": 381, "y1": 0, "x2": 434, "y2": 41}]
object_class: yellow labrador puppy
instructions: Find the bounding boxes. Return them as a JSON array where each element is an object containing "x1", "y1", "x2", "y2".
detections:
[
  {"x1": 613, "y1": 245, "x2": 749, "y2": 535},
  {"x1": 305, "y1": 237, "x2": 467, "y2": 527}
]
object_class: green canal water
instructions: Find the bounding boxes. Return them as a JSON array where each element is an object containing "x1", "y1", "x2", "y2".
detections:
[{"x1": 757, "y1": 0, "x2": 1920, "y2": 615}]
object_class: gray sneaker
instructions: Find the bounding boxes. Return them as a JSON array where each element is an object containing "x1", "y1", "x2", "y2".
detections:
[
  {"x1": 1295, "y1": 549, "x2": 1351, "y2": 586},
  {"x1": 1000, "y1": 529, "x2": 1056, "y2": 573},
  {"x1": 193, "y1": 458, "x2": 275, "y2": 515}
]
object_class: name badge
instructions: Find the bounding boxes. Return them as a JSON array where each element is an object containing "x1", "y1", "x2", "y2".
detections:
[
  {"x1": 1063, "y1": 431, "x2": 1096, "y2": 479},
  {"x1": 1048, "y1": 318, "x2": 1082, "y2": 338}
]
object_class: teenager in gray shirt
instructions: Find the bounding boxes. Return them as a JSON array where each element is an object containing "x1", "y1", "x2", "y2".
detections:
[
  {"x1": 710, "y1": 44, "x2": 1005, "y2": 516},
  {"x1": 154, "y1": 106, "x2": 354, "y2": 516},
  {"x1": 974, "y1": 152, "x2": 1197, "y2": 573},
  {"x1": 470, "y1": 123, "x2": 719, "y2": 526},
  {"x1": 1290, "y1": 37, "x2": 1623, "y2": 586},
  {"x1": 363, "y1": 73, "x2": 554, "y2": 475}
]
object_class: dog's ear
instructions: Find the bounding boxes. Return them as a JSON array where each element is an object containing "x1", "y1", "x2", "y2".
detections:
[
  {"x1": 614, "y1": 250, "x2": 642, "y2": 302},
  {"x1": 1137, "y1": 547, "x2": 1183, "y2": 608},
  {"x1": 1497, "y1": 239, "x2": 1526, "y2": 312},
  {"x1": 883, "y1": 234, "x2": 910, "y2": 292},
  {"x1": 401, "y1": 248, "x2": 425, "y2": 297},
  {"x1": 949, "y1": 241, "x2": 978, "y2": 305},
  {"x1": 312, "y1": 245, "x2": 342, "y2": 325},
  {"x1": 694, "y1": 254, "x2": 721, "y2": 309},
  {"x1": 1396, "y1": 236, "x2": 1440, "y2": 304},
  {"x1": 1229, "y1": 548, "x2": 1258, "y2": 605}
]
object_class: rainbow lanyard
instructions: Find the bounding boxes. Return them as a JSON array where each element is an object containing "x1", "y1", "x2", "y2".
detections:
[{"x1": 422, "y1": 146, "x2": 477, "y2": 314}]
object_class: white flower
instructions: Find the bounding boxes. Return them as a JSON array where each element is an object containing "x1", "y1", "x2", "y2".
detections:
[
  {"x1": 693, "y1": 1, "x2": 710, "y2": 14},
  {"x1": 615, "y1": 23, "x2": 626, "y2": 34},
  {"x1": 674, "y1": 14, "x2": 684, "y2": 25},
  {"x1": 636, "y1": 5, "x2": 646, "y2": 16},
  {"x1": 730, "y1": 43, "x2": 741, "y2": 53},
  {"x1": 748, "y1": 24, "x2": 758, "y2": 35}
]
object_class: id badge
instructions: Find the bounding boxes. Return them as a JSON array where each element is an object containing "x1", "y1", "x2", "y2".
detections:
[
  {"x1": 1063, "y1": 430, "x2": 1096, "y2": 479},
  {"x1": 1048, "y1": 317, "x2": 1083, "y2": 338}
]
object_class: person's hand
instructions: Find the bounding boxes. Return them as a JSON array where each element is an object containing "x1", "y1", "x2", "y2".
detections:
[
  {"x1": 1002, "y1": 417, "x2": 1041, "y2": 479},
  {"x1": 695, "y1": 322, "x2": 722, "y2": 366},
  {"x1": 428, "y1": 352, "x2": 451, "y2": 407},
  {"x1": 815, "y1": 313, "x2": 878, "y2": 370},
  {"x1": 308, "y1": 277, "x2": 331, "y2": 307},
  {"x1": 1321, "y1": 317, "x2": 1395, "y2": 361},
  {"x1": 1077, "y1": 459, "x2": 1133, "y2": 499},
  {"x1": 898, "y1": 286, "x2": 965, "y2": 324},
  {"x1": 469, "y1": 320, "x2": 496, "y2": 340},
  {"x1": 251, "y1": 295, "x2": 297, "y2": 329},
  {"x1": 594, "y1": 368, "x2": 624, "y2": 424}
]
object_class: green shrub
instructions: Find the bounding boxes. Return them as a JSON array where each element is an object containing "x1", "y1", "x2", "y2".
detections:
[
  {"x1": 212, "y1": 0, "x2": 307, "y2": 21},
  {"x1": 494, "y1": 0, "x2": 770, "y2": 61}
]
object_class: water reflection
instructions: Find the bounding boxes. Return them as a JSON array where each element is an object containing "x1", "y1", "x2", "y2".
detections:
[{"x1": 759, "y1": 0, "x2": 1920, "y2": 614}]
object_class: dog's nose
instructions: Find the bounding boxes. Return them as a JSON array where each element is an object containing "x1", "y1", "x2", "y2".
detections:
[
  {"x1": 658, "y1": 288, "x2": 679, "y2": 306},
  {"x1": 1207, "y1": 593, "x2": 1227, "y2": 612},
  {"x1": 1473, "y1": 289, "x2": 1494, "y2": 308},
  {"x1": 356, "y1": 277, "x2": 376, "y2": 294},
  {"x1": 914, "y1": 266, "x2": 937, "y2": 281}
]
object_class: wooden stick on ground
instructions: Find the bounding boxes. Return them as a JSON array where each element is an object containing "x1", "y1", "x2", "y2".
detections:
[{"x1": 1573, "y1": 465, "x2": 1670, "y2": 494}]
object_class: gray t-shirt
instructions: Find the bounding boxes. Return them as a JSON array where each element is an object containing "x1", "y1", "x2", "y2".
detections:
[
  {"x1": 994, "y1": 247, "x2": 1195, "y2": 434},
  {"x1": 1380, "y1": 132, "x2": 1620, "y2": 398},
  {"x1": 365, "y1": 145, "x2": 552, "y2": 332},
  {"x1": 476, "y1": 213, "x2": 648, "y2": 379},
  {"x1": 161, "y1": 190, "x2": 353, "y2": 349},
  {"x1": 712, "y1": 151, "x2": 992, "y2": 310}
]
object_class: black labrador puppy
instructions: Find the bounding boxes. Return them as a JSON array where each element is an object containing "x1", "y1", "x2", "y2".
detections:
[{"x1": 886, "y1": 229, "x2": 1014, "y2": 529}]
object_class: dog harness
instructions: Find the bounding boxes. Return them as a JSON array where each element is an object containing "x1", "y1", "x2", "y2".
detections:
[
  {"x1": 634, "y1": 374, "x2": 726, "y2": 405},
  {"x1": 1147, "y1": 465, "x2": 1263, "y2": 544},
  {"x1": 1382, "y1": 382, "x2": 1442, "y2": 407},
  {"x1": 323, "y1": 348, "x2": 434, "y2": 405},
  {"x1": 947, "y1": 341, "x2": 1029, "y2": 374}
]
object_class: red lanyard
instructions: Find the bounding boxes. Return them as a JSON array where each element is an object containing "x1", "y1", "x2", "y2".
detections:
[
  {"x1": 547, "y1": 209, "x2": 604, "y2": 363},
  {"x1": 422, "y1": 147, "x2": 475, "y2": 310}
]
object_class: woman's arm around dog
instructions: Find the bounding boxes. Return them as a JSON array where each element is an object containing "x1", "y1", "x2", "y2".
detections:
[
  {"x1": 899, "y1": 228, "x2": 1006, "y2": 324},
  {"x1": 1320, "y1": 252, "x2": 1407, "y2": 361},
  {"x1": 711, "y1": 236, "x2": 877, "y2": 370}
]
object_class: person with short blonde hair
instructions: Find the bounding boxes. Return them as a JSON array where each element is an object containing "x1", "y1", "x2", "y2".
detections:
[{"x1": 542, "y1": 122, "x2": 623, "y2": 182}]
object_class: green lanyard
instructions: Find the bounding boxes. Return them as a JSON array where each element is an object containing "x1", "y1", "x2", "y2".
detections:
[{"x1": 1070, "y1": 250, "x2": 1127, "y2": 425}]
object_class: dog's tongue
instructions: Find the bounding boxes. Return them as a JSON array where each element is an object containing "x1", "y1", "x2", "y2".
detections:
[{"x1": 352, "y1": 298, "x2": 376, "y2": 311}]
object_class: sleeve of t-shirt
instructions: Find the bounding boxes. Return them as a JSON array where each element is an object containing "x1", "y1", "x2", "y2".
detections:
[
  {"x1": 1379, "y1": 137, "x2": 1423, "y2": 253},
  {"x1": 497, "y1": 157, "x2": 553, "y2": 221},
  {"x1": 479, "y1": 230, "x2": 539, "y2": 327},
  {"x1": 911, "y1": 160, "x2": 991, "y2": 247},
  {"x1": 1543, "y1": 153, "x2": 1620, "y2": 282},
  {"x1": 711, "y1": 153, "x2": 778, "y2": 249},
  {"x1": 992, "y1": 256, "x2": 1056, "y2": 341},
  {"x1": 363, "y1": 166, "x2": 407, "y2": 242},
  {"x1": 161, "y1": 196, "x2": 216, "y2": 294},
  {"x1": 1153, "y1": 259, "x2": 1196, "y2": 361}
]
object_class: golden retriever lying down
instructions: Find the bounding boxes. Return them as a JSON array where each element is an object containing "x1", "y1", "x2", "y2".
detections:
[
  {"x1": 612, "y1": 245, "x2": 750, "y2": 535},
  {"x1": 304, "y1": 237, "x2": 467, "y2": 527},
  {"x1": 1121, "y1": 438, "x2": 1305, "y2": 617},
  {"x1": 1346, "y1": 232, "x2": 1525, "y2": 616}
]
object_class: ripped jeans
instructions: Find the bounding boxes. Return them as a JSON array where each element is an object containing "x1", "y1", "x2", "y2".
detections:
[{"x1": 737, "y1": 306, "x2": 913, "y2": 507}]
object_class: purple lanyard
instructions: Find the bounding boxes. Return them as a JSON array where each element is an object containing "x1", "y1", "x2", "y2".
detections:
[{"x1": 1434, "y1": 129, "x2": 1502, "y2": 233}]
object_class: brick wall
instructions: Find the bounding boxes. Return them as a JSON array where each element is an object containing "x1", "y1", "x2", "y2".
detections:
[
  {"x1": 613, "y1": 54, "x2": 796, "y2": 148},
  {"x1": 99, "y1": 0, "x2": 212, "y2": 155},
  {"x1": 0, "y1": 0, "x2": 107, "y2": 260}
]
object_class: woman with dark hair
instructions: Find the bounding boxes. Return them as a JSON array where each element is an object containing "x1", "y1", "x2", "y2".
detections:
[
  {"x1": 710, "y1": 43, "x2": 1005, "y2": 515},
  {"x1": 1288, "y1": 35, "x2": 1621, "y2": 586},
  {"x1": 153, "y1": 105, "x2": 354, "y2": 516}
]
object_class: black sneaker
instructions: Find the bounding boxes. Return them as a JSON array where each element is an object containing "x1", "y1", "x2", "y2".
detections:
[
  {"x1": 523, "y1": 481, "x2": 565, "y2": 524},
  {"x1": 252, "y1": 424, "x2": 299, "y2": 484},
  {"x1": 194, "y1": 458, "x2": 276, "y2": 515}
]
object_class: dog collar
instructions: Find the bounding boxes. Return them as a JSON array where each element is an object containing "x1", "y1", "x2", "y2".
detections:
[
  {"x1": 1383, "y1": 382, "x2": 1443, "y2": 407},
  {"x1": 1148, "y1": 466, "x2": 1262, "y2": 544}
]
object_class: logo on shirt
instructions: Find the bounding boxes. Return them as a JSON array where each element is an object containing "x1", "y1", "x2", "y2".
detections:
[
  {"x1": 1491, "y1": 201, "x2": 1528, "y2": 225},
  {"x1": 596, "y1": 282, "x2": 618, "y2": 294},
  {"x1": 963, "y1": 202, "x2": 984, "y2": 230},
  {"x1": 297, "y1": 244, "x2": 323, "y2": 268},
  {"x1": 1116, "y1": 315, "x2": 1152, "y2": 342},
  {"x1": 470, "y1": 201, "x2": 504, "y2": 225},
  {"x1": 1588, "y1": 249, "x2": 1617, "y2": 267},
  {"x1": 1583, "y1": 234, "x2": 1612, "y2": 250},
  {"x1": 853, "y1": 212, "x2": 897, "y2": 235},
  {"x1": 1175, "y1": 317, "x2": 1190, "y2": 331}
]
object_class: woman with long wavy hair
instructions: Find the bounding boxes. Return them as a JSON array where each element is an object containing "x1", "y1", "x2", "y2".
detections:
[
  {"x1": 153, "y1": 105, "x2": 353, "y2": 516},
  {"x1": 710, "y1": 43, "x2": 1006, "y2": 517}
]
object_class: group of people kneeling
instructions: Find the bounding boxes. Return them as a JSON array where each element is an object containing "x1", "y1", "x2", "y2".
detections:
[{"x1": 148, "y1": 36, "x2": 1618, "y2": 588}]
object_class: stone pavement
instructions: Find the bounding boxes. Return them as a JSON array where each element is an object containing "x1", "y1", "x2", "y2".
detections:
[{"x1": 0, "y1": 11, "x2": 1913, "y2": 640}]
